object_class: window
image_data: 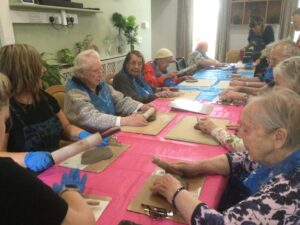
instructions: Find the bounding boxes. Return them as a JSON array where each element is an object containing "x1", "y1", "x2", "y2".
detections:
[{"x1": 192, "y1": 0, "x2": 220, "y2": 58}]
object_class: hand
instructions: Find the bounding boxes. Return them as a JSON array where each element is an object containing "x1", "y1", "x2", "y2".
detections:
[
  {"x1": 52, "y1": 168, "x2": 87, "y2": 194},
  {"x1": 170, "y1": 161, "x2": 202, "y2": 177},
  {"x1": 121, "y1": 114, "x2": 148, "y2": 126},
  {"x1": 155, "y1": 91, "x2": 179, "y2": 98},
  {"x1": 197, "y1": 118, "x2": 218, "y2": 134},
  {"x1": 24, "y1": 151, "x2": 54, "y2": 172},
  {"x1": 229, "y1": 80, "x2": 245, "y2": 87},
  {"x1": 219, "y1": 90, "x2": 246, "y2": 101},
  {"x1": 139, "y1": 104, "x2": 153, "y2": 112},
  {"x1": 183, "y1": 75, "x2": 197, "y2": 81},
  {"x1": 164, "y1": 71, "x2": 177, "y2": 79},
  {"x1": 150, "y1": 174, "x2": 182, "y2": 203},
  {"x1": 77, "y1": 130, "x2": 109, "y2": 147}
]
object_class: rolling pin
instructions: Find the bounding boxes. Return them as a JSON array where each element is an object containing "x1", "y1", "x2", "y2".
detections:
[
  {"x1": 51, "y1": 133, "x2": 102, "y2": 163},
  {"x1": 142, "y1": 107, "x2": 156, "y2": 122},
  {"x1": 152, "y1": 156, "x2": 184, "y2": 176}
]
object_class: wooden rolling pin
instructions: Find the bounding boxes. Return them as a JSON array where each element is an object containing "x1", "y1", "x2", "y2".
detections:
[
  {"x1": 152, "y1": 156, "x2": 184, "y2": 176},
  {"x1": 142, "y1": 107, "x2": 156, "y2": 121},
  {"x1": 52, "y1": 133, "x2": 102, "y2": 163}
]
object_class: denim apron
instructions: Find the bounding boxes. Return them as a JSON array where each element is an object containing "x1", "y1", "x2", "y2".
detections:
[{"x1": 10, "y1": 104, "x2": 63, "y2": 152}]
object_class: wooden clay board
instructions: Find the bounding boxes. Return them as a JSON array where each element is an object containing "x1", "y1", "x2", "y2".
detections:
[
  {"x1": 60, "y1": 144, "x2": 129, "y2": 173},
  {"x1": 128, "y1": 174, "x2": 205, "y2": 223},
  {"x1": 83, "y1": 194, "x2": 111, "y2": 221},
  {"x1": 180, "y1": 79, "x2": 213, "y2": 87},
  {"x1": 162, "y1": 90, "x2": 200, "y2": 101},
  {"x1": 121, "y1": 112, "x2": 176, "y2": 135},
  {"x1": 214, "y1": 80, "x2": 230, "y2": 89},
  {"x1": 164, "y1": 116, "x2": 229, "y2": 145}
]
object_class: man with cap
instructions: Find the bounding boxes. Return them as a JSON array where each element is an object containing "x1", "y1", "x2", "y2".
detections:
[
  {"x1": 143, "y1": 48, "x2": 186, "y2": 88},
  {"x1": 188, "y1": 41, "x2": 224, "y2": 67}
]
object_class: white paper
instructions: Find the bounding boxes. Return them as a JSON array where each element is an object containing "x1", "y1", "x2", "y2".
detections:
[{"x1": 170, "y1": 99, "x2": 213, "y2": 114}]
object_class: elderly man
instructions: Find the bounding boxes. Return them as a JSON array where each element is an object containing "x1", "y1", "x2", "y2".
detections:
[
  {"x1": 188, "y1": 41, "x2": 224, "y2": 67},
  {"x1": 64, "y1": 49, "x2": 151, "y2": 132},
  {"x1": 220, "y1": 39, "x2": 300, "y2": 101}
]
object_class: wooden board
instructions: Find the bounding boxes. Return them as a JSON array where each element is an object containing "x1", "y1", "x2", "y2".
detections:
[
  {"x1": 164, "y1": 116, "x2": 229, "y2": 145},
  {"x1": 60, "y1": 144, "x2": 129, "y2": 173},
  {"x1": 83, "y1": 194, "x2": 111, "y2": 222},
  {"x1": 180, "y1": 79, "x2": 213, "y2": 87},
  {"x1": 128, "y1": 170, "x2": 205, "y2": 223},
  {"x1": 121, "y1": 112, "x2": 176, "y2": 136},
  {"x1": 162, "y1": 90, "x2": 200, "y2": 101},
  {"x1": 214, "y1": 80, "x2": 230, "y2": 89}
]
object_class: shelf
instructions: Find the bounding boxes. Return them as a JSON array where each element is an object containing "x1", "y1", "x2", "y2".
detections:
[{"x1": 9, "y1": 3, "x2": 102, "y2": 13}]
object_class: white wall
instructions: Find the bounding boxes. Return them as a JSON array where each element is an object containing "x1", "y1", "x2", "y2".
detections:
[
  {"x1": 229, "y1": 24, "x2": 280, "y2": 51},
  {"x1": 151, "y1": 0, "x2": 177, "y2": 58}
]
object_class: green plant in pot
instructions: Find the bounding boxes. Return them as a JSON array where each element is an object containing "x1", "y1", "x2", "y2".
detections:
[{"x1": 112, "y1": 12, "x2": 139, "y2": 51}]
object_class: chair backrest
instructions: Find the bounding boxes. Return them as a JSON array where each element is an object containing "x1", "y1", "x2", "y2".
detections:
[
  {"x1": 176, "y1": 57, "x2": 187, "y2": 71},
  {"x1": 225, "y1": 50, "x2": 240, "y2": 63},
  {"x1": 46, "y1": 85, "x2": 66, "y2": 110}
]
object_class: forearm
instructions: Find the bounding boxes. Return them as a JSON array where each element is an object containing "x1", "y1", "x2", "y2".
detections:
[
  {"x1": 196, "y1": 155, "x2": 230, "y2": 176},
  {"x1": 63, "y1": 124, "x2": 83, "y2": 141},
  {"x1": 173, "y1": 190, "x2": 200, "y2": 225},
  {"x1": 239, "y1": 86, "x2": 260, "y2": 95},
  {"x1": 61, "y1": 191, "x2": 95, "y2": 225},
  {"x1": 0, "y1": 151, "x2": 26, "y2": 167}
]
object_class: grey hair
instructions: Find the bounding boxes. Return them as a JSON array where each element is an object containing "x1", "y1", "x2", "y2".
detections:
[
  {"x1": 0, "y1": 72, "x2": 11, "y2": 110},
  {"x1": 73, "y1": 49, "x2": 100, "y2": 77},
  {"x1": 273, "y1": 56, "x2": 300, "y2": 95},
  {"x1": 272, "y1": 39, "x2": 300, "y2": 60},
  {"x1": 247, "y1": 89, "x2": 300, "y2": 149}
]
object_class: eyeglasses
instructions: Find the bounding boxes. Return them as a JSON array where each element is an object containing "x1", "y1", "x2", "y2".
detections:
[{"x1": 85, "y1": 67, "x2": 104, "y2": 74}]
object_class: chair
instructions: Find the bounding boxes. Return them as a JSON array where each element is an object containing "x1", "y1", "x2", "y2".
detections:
[
  {"x1": 225, "y1": 50, "x2": 240, "y2": 63},
  {"x1": 46, "y1": 85, "x2": 66, "y2": 109},
  {"x1": 175, "y1": 57, "x2": 187, "y2": 71}
]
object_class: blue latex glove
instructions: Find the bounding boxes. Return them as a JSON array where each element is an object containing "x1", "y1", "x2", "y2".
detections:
[
  {"x1": 78, "y1": 130, "x2": 109, "y2": 147},
  {"x1": 52, "y1": 168, "x2": 87, "y2": 194},
  {"x1": 24, "y1": 151, "x2": 54, "y2": 172}
]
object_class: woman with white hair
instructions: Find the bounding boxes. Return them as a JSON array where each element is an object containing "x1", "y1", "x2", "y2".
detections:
[
  {"x1": 197, "y1": 56, "x2": 300, "y2": 152},
  {"x1": 151, "y1": 89, "x2": 300, "y2": 224},
  {"x1": 64, "y1": 49, "x2": 151, "y2": 132}
]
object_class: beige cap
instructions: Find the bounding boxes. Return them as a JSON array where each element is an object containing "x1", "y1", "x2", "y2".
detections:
[{"x1": 155, "y1": 48, "x2": 174, "y2": 59}]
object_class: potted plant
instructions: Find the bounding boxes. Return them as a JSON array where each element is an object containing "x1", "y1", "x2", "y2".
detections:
[{"x1": 112, "y1": 12, "x2": 139, "y2": 51}]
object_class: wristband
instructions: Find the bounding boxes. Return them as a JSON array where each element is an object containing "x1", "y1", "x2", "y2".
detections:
[{"x1": 172, "y1": 186, "x2": 185, "y2": 210}]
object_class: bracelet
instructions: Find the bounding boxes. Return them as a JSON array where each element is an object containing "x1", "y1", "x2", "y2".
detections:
[{"x1": 172, "y1": 186, "x2": 185, "y2": 210}]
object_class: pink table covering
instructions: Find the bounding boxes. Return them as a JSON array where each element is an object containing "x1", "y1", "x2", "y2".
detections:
[{"x1": 39, "y1": 99, "x2": 243, "y2": 225}]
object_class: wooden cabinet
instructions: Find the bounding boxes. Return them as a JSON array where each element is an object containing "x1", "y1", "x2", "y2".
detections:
[{"x1": 231, "y1": 0, "x2": 282, "y2": 25}]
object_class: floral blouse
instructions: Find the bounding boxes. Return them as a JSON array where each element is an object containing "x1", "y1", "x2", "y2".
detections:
[{"x1": 191, "y1": 151, "x2": 300, "y2": 225}]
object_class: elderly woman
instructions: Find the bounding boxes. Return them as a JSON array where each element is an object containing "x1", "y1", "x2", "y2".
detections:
[
  {"x1": 188, "y1": 41, "x2": 224, "y2": 67},
  {"x1": 0, "y1": 44, "x2": 95, "y2": 172},
  {"x1": 113, "y1": 50, "x2": 178, "y2": 103},
  {"x1": 221, "y1": 39, "x2": 300, "y2": 102},
  {"x1": 0, "y1": 73, "x2": 95, "y2": 225},
  {"x1": 64, "y1": 49, "x2": 151, "y2": 132},
  {"x1": 198, "y1": 56, "x2": 300, "y2": 152},
  {"x1": 151, "y1": 89, "x2": 300, "y2": 224},
  {"x1": 143, "y1": 48, "x2": 188, "y2": 88}
]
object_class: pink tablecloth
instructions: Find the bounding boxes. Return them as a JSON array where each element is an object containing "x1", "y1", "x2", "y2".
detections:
[{"x1": 39, "y1": 99, "x2": 243, "y2": 225}]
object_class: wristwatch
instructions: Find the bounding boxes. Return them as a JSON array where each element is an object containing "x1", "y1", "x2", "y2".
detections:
[{"x1": 59, "y1": 184, "x2": 80, "y2": 196}]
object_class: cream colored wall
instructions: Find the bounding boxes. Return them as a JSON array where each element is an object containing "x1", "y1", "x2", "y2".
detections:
[
  {"x1": 151, "y1": 0, "x2": 177, "y2": 58},
  {"x1": 11, "y1": 0, "x2": 152, "y2": 60}
]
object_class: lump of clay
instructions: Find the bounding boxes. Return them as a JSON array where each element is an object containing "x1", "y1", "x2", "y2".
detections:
[{"x1": 81, "y1": 147, "x2": 113, "y2": 165}]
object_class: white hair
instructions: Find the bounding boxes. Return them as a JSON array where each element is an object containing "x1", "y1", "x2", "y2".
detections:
[
  {"x1": 273, "y1": 56, "x2": 300, "y2": 95},
  {"x1": 73, "y1": 49, "x2": 101, "y2": 77},
  {"x1": 247, "y1": 89, "x2": 300, "y2": 149}
]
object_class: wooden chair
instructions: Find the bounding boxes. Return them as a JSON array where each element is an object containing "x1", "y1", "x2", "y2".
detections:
[
  {"x1": 46, "y1": 85, "x2": 66, "y2": 110},
  {"x1": 225, "y1": 50, "x2": 240, "y2": 63}
]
